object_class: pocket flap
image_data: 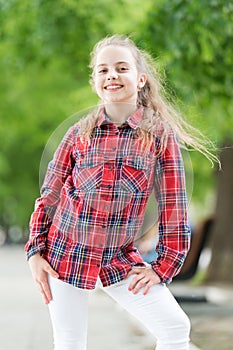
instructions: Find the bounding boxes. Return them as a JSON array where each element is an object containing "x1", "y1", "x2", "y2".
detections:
[
  {"x1": 78, "y1": 153, "x2": 104, "y2": 168},
  {"x1": 123, "y1": 155, "x2": 148, "y2": 170}
]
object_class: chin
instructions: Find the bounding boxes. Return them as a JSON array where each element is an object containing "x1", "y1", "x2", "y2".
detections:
[{"x1": 105, "y1": 97, "x2": 124, "y2": 104}]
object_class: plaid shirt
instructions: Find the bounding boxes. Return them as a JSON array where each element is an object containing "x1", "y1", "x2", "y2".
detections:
[{"x1": 25, "y1": 108, "x2": 191, "y2": 289}]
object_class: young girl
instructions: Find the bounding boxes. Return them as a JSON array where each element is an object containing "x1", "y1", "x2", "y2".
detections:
[{"x1": 25, "y1": 35, "x2": 217, "y2": 350}]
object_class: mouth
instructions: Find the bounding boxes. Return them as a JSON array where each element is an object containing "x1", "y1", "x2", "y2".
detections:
[{"x1": 104, "y1": 84, "x2": 123, "y2": 91}]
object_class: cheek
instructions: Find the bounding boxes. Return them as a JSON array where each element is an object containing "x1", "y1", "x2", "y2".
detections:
[
  {"x1": 93, "y1": 78, "x2": 101, "y2": 94},
  {"x1": 94, "y1": 83, "x2": 103, "y2": 97},
  {"x1": 95, "y1": 74, "x2": 103, "y2": 87}
]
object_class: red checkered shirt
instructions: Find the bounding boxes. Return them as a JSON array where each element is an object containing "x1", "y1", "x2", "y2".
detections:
[{"x1": 25, "y1": 108, "x2": 191, "y2": 289}]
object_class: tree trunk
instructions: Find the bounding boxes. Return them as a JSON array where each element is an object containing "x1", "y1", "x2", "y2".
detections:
[{"x1": 206, "y1": 145, "x2": 233, "y2": 283}]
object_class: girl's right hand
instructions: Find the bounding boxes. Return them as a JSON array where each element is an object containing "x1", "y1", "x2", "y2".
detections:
[{"x1": 28, "y1": 253, "x2": 59, "y2": 304}]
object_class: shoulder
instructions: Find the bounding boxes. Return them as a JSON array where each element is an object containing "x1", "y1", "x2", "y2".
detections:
[
  {"x1": 61, "y1": 122, "x2": 80, "y2": 144},
  {"x1": 62, "y1": 110, "x2": 97, "y2": 141},
  {"x1": 152, "y1": 120, "x2": 175, "y2": 138},
  {"x1": 152, "y1": 121, "x2": 177, "y2": 145},
  {"x1": 152, "y1": 122, "x2": 181, "y2": 160}
]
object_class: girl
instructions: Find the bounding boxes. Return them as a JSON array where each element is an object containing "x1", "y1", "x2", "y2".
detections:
[{"x1": 25, "y1": 35, "x2": 217, "y2": 350}]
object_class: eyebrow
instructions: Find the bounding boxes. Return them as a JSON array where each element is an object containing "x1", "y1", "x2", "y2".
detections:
[{"x1": 97, "y1": 61, "x2": 130, "y2": 68}]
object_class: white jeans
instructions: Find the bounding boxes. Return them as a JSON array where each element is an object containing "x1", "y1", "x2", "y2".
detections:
[{"x1": 48, "y1": 275, "x2": 190, "y2": 350}]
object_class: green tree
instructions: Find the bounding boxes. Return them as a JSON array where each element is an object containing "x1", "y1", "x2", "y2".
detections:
[
  {"x1": 140, "y1": 0, "x2": 233, "y2": 282},
  {"x1": 141, "y1": 0, "x2": 232, "y2": 141},
  {"x1": 0, "y1": 0, "x2": 114, "y2": 239},
  {"x1": 0, "y1": 0, "x2": 149, "y2": 241}
]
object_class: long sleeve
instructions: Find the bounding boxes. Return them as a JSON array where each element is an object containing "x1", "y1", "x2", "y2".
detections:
[
  {"x1": 151, "y1": 131, "x2": 191, "y2": 283},
  {"x1": 25, "y1": 125, "x2": 76, "y2": 259}
]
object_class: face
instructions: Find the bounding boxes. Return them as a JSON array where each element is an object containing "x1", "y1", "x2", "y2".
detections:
[{"x1": 94, "y1": 45, "x2": 146, "y2": 105}]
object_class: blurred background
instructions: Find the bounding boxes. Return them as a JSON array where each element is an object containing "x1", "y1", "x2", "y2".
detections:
[{"x1": 0, "y1": 0, "x2": 233, "y2": 349}]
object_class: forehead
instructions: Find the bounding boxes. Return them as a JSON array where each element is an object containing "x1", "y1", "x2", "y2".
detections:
[{"x1": 95, "y1": 45, "x2": 136, "y2": 66}]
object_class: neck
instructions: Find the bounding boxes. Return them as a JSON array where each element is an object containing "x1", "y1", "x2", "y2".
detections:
[{"x1": 104, "y1": 103, "x2": 137, "y2": 125}]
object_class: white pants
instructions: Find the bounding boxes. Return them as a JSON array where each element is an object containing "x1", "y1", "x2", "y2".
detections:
[{"x1": 48, "y1": 275, "x2": 190, "y2": 350}]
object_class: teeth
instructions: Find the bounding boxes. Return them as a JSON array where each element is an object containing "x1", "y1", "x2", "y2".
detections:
[{"x1": 105, "y1": 85, "x2": 122, "y2": 90}]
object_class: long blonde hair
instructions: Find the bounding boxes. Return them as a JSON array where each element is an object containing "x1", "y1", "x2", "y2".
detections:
[{"x1": 78, "y1": 34, "x2": 219, "y2": 165}]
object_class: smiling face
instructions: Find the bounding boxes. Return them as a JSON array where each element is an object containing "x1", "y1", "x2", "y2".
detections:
[{"x1": 94, "y1": 45, "x2": 146, "y2": 106}]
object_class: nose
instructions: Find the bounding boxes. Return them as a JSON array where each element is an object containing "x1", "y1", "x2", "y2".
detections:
[{"x1": 107, "y1": 68, "x2": 118, "y2": 80}]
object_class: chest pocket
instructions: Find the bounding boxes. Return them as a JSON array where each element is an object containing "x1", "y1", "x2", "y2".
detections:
[
  {"x1": 120, "y1": 156, "x2": 150, "y2": 193},
  {"x1": 76, "y1": 153, "x2": 104, "y2": 191}
]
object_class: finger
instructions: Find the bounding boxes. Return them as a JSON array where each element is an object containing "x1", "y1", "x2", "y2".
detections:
[
  {"x1": 128, "y1": 267, "x2": 146, "y2": 277},
  {"x1": 35, "y1": 270, "x2": 53, "y2": 304},
  {"x1": 126, "y1": 270, "x2": 136, "y2": 277},
  {"x1": 128, "y1": 273, "x2": 144, "y2": 291},
  {"x1": 127, "y1": 269, "x2": 140, "y2": 277},
  {"x1": 131, "y1": 277, "x2": 149, "y2": 294},
  {"x1": 133, "y1": 267, "x2": 146, "y2": 273},
  {"x1": 128, "y1": 274, "x2": 148, "y2": 292},
  {"x1": 44, "y1": 262, "x2": 59, "y2": 279},
  {"x1": 41, "y1": 279, "x2": 53, "y2": 304},
  {"x1": 36, "y1": 281, "x2": 50, "y2": 304},
  {"x1": 143, "y1": 280, "x2": 154, "y2": 295}
]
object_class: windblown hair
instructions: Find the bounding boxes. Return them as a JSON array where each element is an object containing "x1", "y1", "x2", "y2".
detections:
[{"x1": 78, "y1": 34, "x2": 219, "y2": 165}]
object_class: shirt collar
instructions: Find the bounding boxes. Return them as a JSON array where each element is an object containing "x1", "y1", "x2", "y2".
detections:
[{"x1": 96, "y1": 107, "x2": 144, "y2": 130}]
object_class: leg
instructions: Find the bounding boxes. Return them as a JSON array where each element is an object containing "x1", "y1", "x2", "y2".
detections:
[
  {"x1": 48, "y1": 276, "x2": 89, "y2": 350},
  {"x1": 102, "y1": 275, "x2": 190, "y2": 350}
]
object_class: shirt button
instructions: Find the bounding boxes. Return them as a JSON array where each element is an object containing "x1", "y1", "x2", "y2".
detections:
[
  {"x1": 107, "y1": 185, "x2": 112, "y2": 189},
  {"x1": 96, "y1": 264, "x2": 100, "y2": 268},
  {"x1": 109, "y1": 166, "x2": 113, "y2": 170},
  {"x1": 105, "y1": 205, "x2": 109, "y2": 210},
  {"x1": 99, "y1": 244, "x2": 103, "y2": 248}
]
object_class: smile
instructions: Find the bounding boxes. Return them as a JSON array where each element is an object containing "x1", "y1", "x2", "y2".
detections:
[{"x1": 104, "y1": 84, "x2": 123, "y2": 91}]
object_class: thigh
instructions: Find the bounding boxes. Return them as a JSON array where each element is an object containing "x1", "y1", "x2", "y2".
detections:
[
  {"x1": 48, "y1": 276, "x2": 89, "y2": 350},
  {"x1": 102, "y1": 275, "x2": 190, "y2": 348}
]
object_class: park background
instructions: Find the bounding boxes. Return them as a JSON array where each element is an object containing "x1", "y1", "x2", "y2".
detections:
[{"x1": 0, "y1": 1, "x2": 232, "y2": 348}]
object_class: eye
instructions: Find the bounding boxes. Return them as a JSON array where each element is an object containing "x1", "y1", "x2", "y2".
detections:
[
  {"x1": 118, "y1": 66, "x2": 129, "y2": 72},
  {"x1": 98, "y1": 68, "x2": 108, "y2": 74}
]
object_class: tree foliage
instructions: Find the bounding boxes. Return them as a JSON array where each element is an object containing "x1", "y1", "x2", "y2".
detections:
[
  {"x1": 139, "y1": 0, "x2": 233, "y2": 204},
  {"x1": 0, "y1": 0, "x2": 148, "y2": 240},
  {"x1": 0, "y1": 0, "x2": 232, "y2": 242}
]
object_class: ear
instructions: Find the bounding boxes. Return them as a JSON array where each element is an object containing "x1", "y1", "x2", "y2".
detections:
[{"x1": 137, "y1": 73, "x2": 147, "y2": 89}]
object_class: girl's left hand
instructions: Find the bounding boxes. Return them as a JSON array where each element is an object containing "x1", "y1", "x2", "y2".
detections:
[{"x1": 127, "y1": 264, "x2": 161, "y2": 295}]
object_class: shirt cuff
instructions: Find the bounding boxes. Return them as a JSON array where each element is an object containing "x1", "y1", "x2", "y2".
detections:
[
  {"x1": 24, "y1": 241, "x2": 46, "y2": 260},
  {"x1": 150, "y1": 261, "x2": 172, "y2": 284}
]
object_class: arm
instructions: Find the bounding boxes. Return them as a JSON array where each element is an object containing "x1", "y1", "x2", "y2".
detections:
[
  {"x1": 25, "y1": 125, "x2": 76, "y2": 304},
  {"x1": 25, "y1": 125, "x2": 76, "y2": 259},
  {"x1": 151, "y1": 131, "x2": 191, "y2": 283}
]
